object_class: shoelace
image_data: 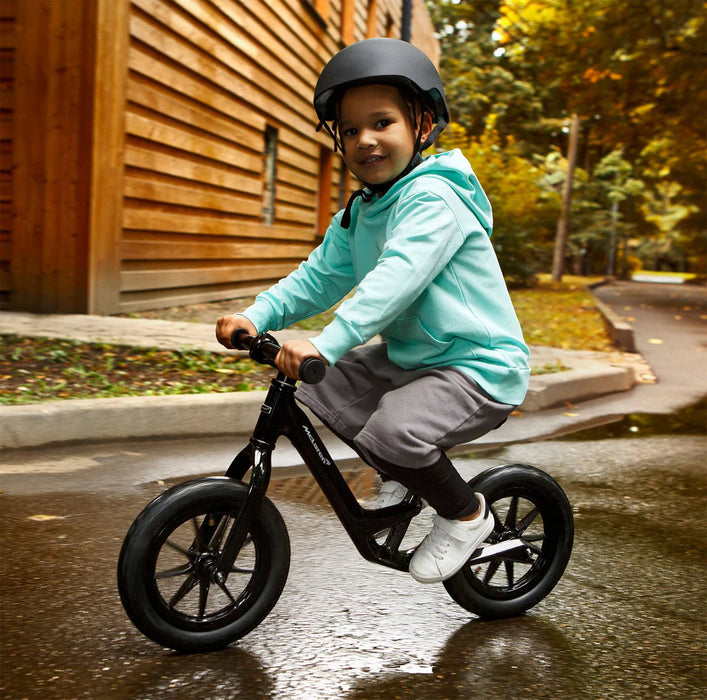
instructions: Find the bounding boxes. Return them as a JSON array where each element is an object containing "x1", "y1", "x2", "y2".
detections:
[{"x1": 422, "y1": 516, "x2": 467, "y2": 560}]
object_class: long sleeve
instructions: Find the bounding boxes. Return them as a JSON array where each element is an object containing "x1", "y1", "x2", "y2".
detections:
[
  {"x1": 242, "y1": 215, "x2": 357, "y2": 333},
  {"x1": 312, "y1": 190, "x2": 466, "y2": 363}
]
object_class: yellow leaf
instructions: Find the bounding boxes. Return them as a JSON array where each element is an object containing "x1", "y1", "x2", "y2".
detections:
[
  {"x1": 563, "y1": 412, "x2": 580, "y2": 417},
  {"x1": 27, "y1": 514, "x2": 67, "y2": 521},
  {"x1": 648, "y1": 338, "x2": 663, "y2": 344}
]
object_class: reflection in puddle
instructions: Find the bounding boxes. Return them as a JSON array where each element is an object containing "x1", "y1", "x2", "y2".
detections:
[{"x1": 557, "y1": 398, "x2": 706, "y2": 440}]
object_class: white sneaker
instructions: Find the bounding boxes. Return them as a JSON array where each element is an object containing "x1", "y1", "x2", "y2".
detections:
[
  {"x1": 371, "y1": 480, "x2": 408, "y2": 509},
  {"x1": 409, "y1": 493, "x2": 495, "y2": 584}
]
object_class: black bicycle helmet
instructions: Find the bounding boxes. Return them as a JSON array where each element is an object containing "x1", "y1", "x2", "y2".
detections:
[{"x1": 314, "y1": 38, "x2": 449, "y2": 152}]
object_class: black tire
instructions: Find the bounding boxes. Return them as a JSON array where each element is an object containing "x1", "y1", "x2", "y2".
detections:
[
  {"x1": 444, "y1": 464, "x2": 573, "y2": 619},
  {"x1": 117, "y1": 477, "x2": 290, "y2": 652}
]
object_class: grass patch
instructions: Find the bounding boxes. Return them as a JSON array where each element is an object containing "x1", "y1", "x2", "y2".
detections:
[
  {"x1": 3, "y1": 275, "x2": 612, "y2": 404},
  {"x1": 0, "y1": 336, "x2": 273, "y2": 405},
  {"x1": 511, "y1": 275, "x2": 612, "y2": 351}
]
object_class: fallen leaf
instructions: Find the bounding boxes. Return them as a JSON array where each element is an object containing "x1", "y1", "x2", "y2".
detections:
[
  {"x1": 648, "y1": 338, "x2": 663, "y2": 344},
  {"x1": 563, "y1": 412, "x2": 580, "y2": 417},
  {"x1": 27, "y1": 514, "x2": 68, "y2": 521}
]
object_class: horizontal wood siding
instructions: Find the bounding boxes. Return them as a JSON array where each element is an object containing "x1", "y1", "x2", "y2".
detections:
[
  {"x1": 119, "y1": 0, "x2": 424, "y2": 312},
  {"x1": 6, "y1": 0, "x2": 437, "y2": 313},
  {"x1": 119, "y1": 0, "x2": 334, "y2": 311}
]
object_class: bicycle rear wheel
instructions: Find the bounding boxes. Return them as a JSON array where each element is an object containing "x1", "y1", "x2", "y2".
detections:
[
  {"x1": 444, "y1": 464, "x2": 573, "y2": 619},
  {"x1": 118, "y1": 477, "x2": 290, "y2": 652}
]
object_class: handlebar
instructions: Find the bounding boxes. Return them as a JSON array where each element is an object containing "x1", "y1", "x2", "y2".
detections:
[{"x1": 231, "y1": 330, "x2": 326, "y2": 385}]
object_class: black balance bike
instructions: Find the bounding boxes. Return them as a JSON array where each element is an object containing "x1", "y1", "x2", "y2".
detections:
[{"x1": 118, "y1": 332, "x2": 574, "y2": 653}]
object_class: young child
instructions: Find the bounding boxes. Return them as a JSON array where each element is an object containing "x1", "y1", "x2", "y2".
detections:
[{"x1": 216, "y1": 38, "x2": 530, "y2": 584}]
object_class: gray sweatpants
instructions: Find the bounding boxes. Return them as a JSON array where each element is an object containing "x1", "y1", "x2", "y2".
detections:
[{"x1": 297, "y1": 343, "x2": 514, "y2": 469}]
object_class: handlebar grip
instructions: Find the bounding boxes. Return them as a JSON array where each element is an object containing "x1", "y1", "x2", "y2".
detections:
[
  {"x1": 299, "y1": 356, "x2": 326, "y2": 384},
  {"x1": 230, "y1": 329, "x2": 326, "y2": 384},
  {"x1": 231, "y1": 329, "x2": 251, "y2": 350}
]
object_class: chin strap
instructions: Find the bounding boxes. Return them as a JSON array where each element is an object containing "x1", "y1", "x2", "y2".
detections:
[
  {"x1": 340, "y1": 152, "x2": 423, "y2": 229},
  {"x1": 341, "y1": 187, "x2": 375, "y2": 229}
]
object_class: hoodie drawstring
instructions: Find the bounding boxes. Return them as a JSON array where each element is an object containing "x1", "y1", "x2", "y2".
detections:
[{"x1": 341, "y1": 188, "x2": 374, "y2": 229}]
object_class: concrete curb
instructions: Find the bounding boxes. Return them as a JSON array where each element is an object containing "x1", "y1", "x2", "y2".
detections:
[
  {"x1": 521, "y1": 360, "x2": 634, "y2": 411},
  {"x1": 589, "y1": 279, "x2": 636, "y2": 352},
  {"x1": 0, "y1": 392, "x2": 280, "y2": 449},
  {"x1": 0, "y1": 307, "x2": 639, "y2": 449},
  {"x1": 1, "y1": 361, "x2": 636, "y2": 449},
  {"x1": 593, "y1": 297, "x2": 636, "y2": 352}
]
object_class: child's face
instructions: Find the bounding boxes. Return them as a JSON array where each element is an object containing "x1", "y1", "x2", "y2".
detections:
[{"x1": 338, "y1": 84, "x2": 432, "y2": 186}]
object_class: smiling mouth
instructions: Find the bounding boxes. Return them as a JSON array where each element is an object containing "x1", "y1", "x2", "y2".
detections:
[{"x1": 359, "y1": 155, "x2": 386, "y2": 165}]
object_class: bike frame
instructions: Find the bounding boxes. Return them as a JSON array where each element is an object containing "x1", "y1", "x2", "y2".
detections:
[
  {"x1": 223, "y1": 371, "x2": 424, "y2": 573},
  {"x1": 214, "y1": 370, "x2": 530, "y2": 580}
]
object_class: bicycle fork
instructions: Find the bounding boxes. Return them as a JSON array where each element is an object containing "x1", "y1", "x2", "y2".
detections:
[{"x1": 199, "y1": 376, "x2": 290, "y2": 582}]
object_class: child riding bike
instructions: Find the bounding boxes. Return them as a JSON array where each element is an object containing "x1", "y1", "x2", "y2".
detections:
[{"x1": 216, "y1": 38, "x2": 530, "y2": 585}]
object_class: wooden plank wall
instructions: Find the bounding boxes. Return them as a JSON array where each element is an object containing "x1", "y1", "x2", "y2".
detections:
[
  {"x1": 118, "y1": 0, "x2": 433, "y2": 312},
  {"x1": 8, "y1": 0, "x2": 99, "y2": 313},
  {"x1": 0, "y1": 1, "x2": 15, "y2": 308},
  {"x1": 4, "y1": 0, "x2": 438, "y2": 314}
]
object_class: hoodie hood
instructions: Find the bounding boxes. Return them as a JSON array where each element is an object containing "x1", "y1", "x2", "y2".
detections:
[{"x1": 350, "y1": 149, "x2": 493, "y2": 237}]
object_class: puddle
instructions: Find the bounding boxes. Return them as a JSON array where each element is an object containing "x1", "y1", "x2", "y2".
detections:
[{"x1": 558, "y1": 398, "x2": 706, "y2": 440}]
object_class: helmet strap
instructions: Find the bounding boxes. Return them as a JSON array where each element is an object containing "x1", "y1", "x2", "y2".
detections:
[
  {"x1": 340, "y1": 151, "x2": 423, "y2": 229},
  {"x1": 316, "y1": 119, "x2": 343, "y2": 153}
]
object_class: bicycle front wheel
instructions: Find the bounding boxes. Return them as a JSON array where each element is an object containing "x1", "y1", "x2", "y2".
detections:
[
  {"x1": 118, "y1": 477, "x2": 290, "y2": 652},
  {"x1": 444, "y1": 464, "x2": 574, "y2": 619}
]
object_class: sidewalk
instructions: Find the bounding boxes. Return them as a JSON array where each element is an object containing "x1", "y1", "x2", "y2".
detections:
[{"x1": 0, "y1": 311, "x2": 644, "y2": 449}]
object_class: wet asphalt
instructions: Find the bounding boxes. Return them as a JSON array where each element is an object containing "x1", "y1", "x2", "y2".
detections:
[{"x1": 1, "y1": 427, "x2": 705, "y2": 699}]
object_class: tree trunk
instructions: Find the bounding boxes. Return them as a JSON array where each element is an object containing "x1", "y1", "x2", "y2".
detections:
[{"x1": 552, "y1": 114, "x2": 581, "y2": 282}]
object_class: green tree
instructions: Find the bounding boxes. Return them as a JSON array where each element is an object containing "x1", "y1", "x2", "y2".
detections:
[
  {"x1": 495, "y1": 0, "x2": 706, "y2": 259},
  {"x1": 428, "y1": 0, "x2": 544, "y2": 148},
  {"x1": 580, "y1": 150, "x2": 644, "y2": 276},
  {"x1": 428, "y1": 0, "x2": 706, "y2": 275},
  {"x1": 441, "y1": 118, "x2": 560, "y2": 285}
]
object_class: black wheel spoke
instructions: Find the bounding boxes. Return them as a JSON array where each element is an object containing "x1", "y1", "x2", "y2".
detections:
[
  {"x1": 216, "y1": 580, "x2": 237, "y2": 605},
  {"x1": 489, "y1": 504, "x2": 502, "y2": 532},
  {"x1": 168, "y1": 573, "x2": 199, "y2": 608},
  {"x1": 504, "y1": 560, "x2": 515, "y2": 586},
  {"x1": 505, "y1": 496, "x2": 519, "y2": 529},
  {"x1": 483, "y1": 558, "x2": 501, "y2": 584},
  {"x1": 516, "y1": 507, "x2": 540, "y2": 534},
  {"x1": 164, "y1": 538, "x2": 194, "y2": 560},
  {"x1": 198, "y1": 579, "x2": 210, "y2": 618},
  {"x1": 155, "y1": 563, "x2": 193, "y2": 579},
  {"x1": 231, "y1": 565, "x2": 256, "y2": 575},
  {"x1": 191, "y1": 516, "x2": 202, "y2": 547}
]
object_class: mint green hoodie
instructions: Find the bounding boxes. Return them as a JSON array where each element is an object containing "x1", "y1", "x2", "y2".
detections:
[{"x1": 243, "y1": 149, "x2": 530, "y2": 405}]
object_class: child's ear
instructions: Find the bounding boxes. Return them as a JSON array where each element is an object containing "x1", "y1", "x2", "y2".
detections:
[{"x1": 419, "y1": 111, "x2": 434, "y2": 145}]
